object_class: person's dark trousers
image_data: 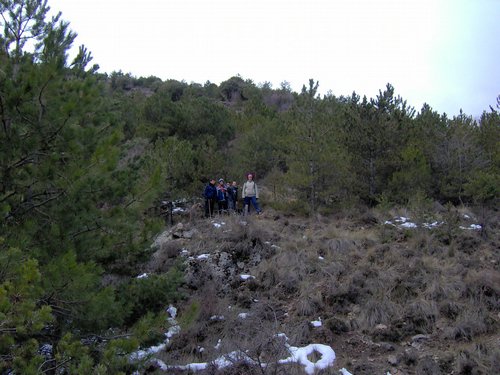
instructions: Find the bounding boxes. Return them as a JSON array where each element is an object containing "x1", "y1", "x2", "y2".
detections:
[
  {"x1": 244, "y1": 196, "x2": 261, "y2": 214},
  {"x1": 205, "y1": 198, "x2": 215, "y2": 217}
]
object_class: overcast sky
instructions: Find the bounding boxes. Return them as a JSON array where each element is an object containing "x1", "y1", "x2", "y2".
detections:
[{"x1": 48, "y1": 0, "x2": 499, "y2": 116}]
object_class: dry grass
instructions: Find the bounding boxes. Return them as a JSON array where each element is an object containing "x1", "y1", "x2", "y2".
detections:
[{"x1": 150, "y1": 204, "x2": 499, "y2": 375}]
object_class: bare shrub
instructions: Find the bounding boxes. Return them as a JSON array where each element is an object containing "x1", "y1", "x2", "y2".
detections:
[
  {"x1": 357, "y1": 298, "x2": 400, "y2": 330},
  {"x1": 403, "y1": 299, "x2": 439, "y2": 334},
  {"x1": 464, "y1": 270, "x2": 500, "y2": 310},
  {"x1": 416, "y1": 356, "x2": 442, "y2": 375},
  {"x1": 218, "y1": 303, "x2": 291, "y2": 375},
  {"x1": 257, "y1": 250, "x2": 315, "y2": 297},
  {"x1": 445, "y1": 307, "x2": 496, "y2": 340},
  {"x1": 147, "y1": 238, "x2": 184, "y2": 272}
]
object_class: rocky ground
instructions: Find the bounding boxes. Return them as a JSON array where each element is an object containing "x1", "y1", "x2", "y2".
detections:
[{"x1": 139, "y1": 205, "x2": 500, "y2": 375}]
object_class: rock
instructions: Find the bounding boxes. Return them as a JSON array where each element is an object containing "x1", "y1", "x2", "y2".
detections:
[
  {"x1": 183, "y1": 229, "x2": 198, "y2": 239},
  {"x1": 151, "y1": 230, "x2": 171, "y2": 250},
  {"x1": 411, "y1": 334, "x2": 430, "y2": 343},
  {"x1": 380, "y1": 342, "x2": 396, "y2": 352},
  {"x1": 387, "y1": 354, "x2": 399, "y2": 366}
]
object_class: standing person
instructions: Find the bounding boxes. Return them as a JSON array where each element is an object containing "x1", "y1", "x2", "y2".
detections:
[
  {"x1": 242, "y1": 173, "x2": 261, "y2": 215},
  {"x1": 227, "y1": 181, "x2": 239, "y2": 212},
  {"x1": 216, "y1": 178, "x2": 228, "y2": 213},
  {"x1": 203, "y1": 179, "x2": 217, "y2": 218}
]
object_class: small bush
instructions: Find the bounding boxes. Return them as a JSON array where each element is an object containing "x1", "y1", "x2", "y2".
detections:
[{"x1": 119, "y1": 265, "x2": 184, "y2": 325}]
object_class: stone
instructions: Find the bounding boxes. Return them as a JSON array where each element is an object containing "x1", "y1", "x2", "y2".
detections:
[{"x1": 387, "y1": 355, "x2": 399, "y2": 366}]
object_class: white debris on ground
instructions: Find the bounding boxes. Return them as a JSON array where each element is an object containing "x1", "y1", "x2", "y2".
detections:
[
  {"x1": 132, "y1": 313, "x2": 340, "y2": 375},
  {"x1": 278, "y1": 336, "x2": 336, "y2": 375},
  {"x1": 460, "y1": 224, "x2": 482, "y2": 230},
  {"x1": 240, "y1": 274, "x2": 255, "y2": 280},
  {"x1": 136, "y1": 273, "x2": 148, "y2": 279},
  {"x1": 311, "y1": 318, "x2": 322, "y2": 327},
  {"x1": 214, "y1": 339, "x2": 222, "y2": 350},
  {"x1": 130, "y1": 305, "x2": 180, "y2": 362},
  {"x1": 385, "y1": 216, "x2": 481, "y2": 231},
  {"x1": 161, "y1": 333, "x2": 337, "y2": 375},
  {"x1": 212, "y1": 220, "x2": 226, "y2": 228},
  {"x1": 210, "y1": 315, "x2": 225, "y2": 321},
  {"x1": 238, "y1": 312, "x2": 250, "y2": 319}
]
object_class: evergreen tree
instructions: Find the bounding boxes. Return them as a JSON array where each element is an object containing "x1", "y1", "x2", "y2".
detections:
[{"x1": 282, "y1": 80, "x2": 351, "y2": 213}]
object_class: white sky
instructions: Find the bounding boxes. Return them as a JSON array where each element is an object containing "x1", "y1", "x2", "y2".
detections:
[{"x1": 48, "y1": 0, "x2": 499, "y2": 116}]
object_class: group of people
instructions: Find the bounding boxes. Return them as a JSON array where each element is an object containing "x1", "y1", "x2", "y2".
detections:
[{"x1": 203, "y1": 173, "x2": 262, "y2": 217}]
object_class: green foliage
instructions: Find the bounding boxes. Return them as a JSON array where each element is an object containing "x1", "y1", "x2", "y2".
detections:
[
  {"x1": 131, "y1": 312, "x2": 166, "y2": 347},
  {"x1": 0, "y1": 1, "x2": 497, "y2": 371},
  {"x1": 282, "y1": 80, "x2": 352, "y2": 213},
  {"x1": 178, "y1": 300, "x2": 201, "y2": 329},
  {"x1": 388, "y1": 144, "x2": 432, "y2": 203},
  {"x1": 119, "y1": 264, "x2": 184, "y2": 325},
  {"x1": 0, "y1": 248, "x2": 53, "y2": 373},
  {"x1": 464, "y1": 171, "x2": 499, "y2": 206}
]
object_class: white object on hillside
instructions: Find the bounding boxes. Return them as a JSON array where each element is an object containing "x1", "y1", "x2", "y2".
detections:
[
  {"x1": 311, "y1": 318, "x2": 322, "y2": 327},
  {"x1": 339, "y1": 368, "x2": 353, "y2": 375},
  {"x1": 460, "y1": 224, "x2": 482, "y2": 230},
  {"x1": 279, "y1": 343, "x2": 336, "y2": 375},
  {"x1": 240, "y1": 274, "x2": 255, "y2": 280}
]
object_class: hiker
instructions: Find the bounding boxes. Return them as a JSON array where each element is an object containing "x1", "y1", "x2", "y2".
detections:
[
  {"x1": 216, "y1": 178, "x2": 228, "y2": 213},
  {"x1": 242, "y1": 173, "x2": 261, "y2": 215},
  {"x1": 227, "y1": 181, "x2": 239, "y2": 212},
  {"x1": 203, "y1": 178, "x2": 217, "y2": 217}
]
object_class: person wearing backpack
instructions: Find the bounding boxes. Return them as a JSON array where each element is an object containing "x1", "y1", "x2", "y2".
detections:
[
  {"x1": 203, "y1": 178, "x2": 217, "y2": 217},
  {"x1": 242, "y1": 173, "x2": 261, "y2": 215}
]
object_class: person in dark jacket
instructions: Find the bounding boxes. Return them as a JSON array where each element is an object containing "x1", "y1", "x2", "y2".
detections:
[
  {"x1": 204, "y1": 179, "x2": 217, "y2": 217},
  {"x1": 216, "y1": 178, "x2": 228, "y2": 213},
  {"x1": 227, "y1": 181, "x2": 238, "y2": 212}
]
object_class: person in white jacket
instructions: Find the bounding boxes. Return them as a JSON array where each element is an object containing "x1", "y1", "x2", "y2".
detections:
[{"x1": 241, "y1": 173, "x2": 261, "y2": 215}]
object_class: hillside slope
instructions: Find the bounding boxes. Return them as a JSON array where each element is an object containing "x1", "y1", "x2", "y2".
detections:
[{"x1": 138, "y1": 206, "x2": 499, "y2": 375}]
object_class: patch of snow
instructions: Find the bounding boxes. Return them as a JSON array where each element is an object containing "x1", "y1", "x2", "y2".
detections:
[
  {"x1": 210, "y1": 315, "x2": 225, "y2": 321},
  {"x1": 340, "y1": 368, "x2": 353, "y2": 375},
  {"x1": 400, "y1": 221, "x2": 417, "y2": 228},
  {"x1": 423, "y1": 221, "x2": 442, "y2": 229},
  {"x1": 311, "y1": 318, "x2": 322, "y2": 327},
  {"x1": 214, "y1": 339, "x2": 222, "y2": 350},
  {"x1": 130, "y1": 305, "x2": 181, "y2": 362},
  {"x1": 240, "y1": 274, "x2": 255, "y2": 280},
  {"x1": 136, "y1": 273, "x2": 148, "y2": 279},
  {"x1": 167, "y1": 305, "x2": 177, "y2": 319},
  {"x1": 197, "y1": 254, "x2": 210, "y2": 260},
  {"x1": 172, "y1": 207, "x2": 185, "y2": 213},
  {"x1": 318, "y1": 256, "x2": 324, "y2": 260},
  {"x1": 279, "y1": 343, "x2": 336, "y2": 375},
  {"x1": 238, "y1": 312, "x2": 250, "y2": 319},
  {"x1": 130, "y1": 342, "x2": 167, "y2": 361},
  {"x1": 459, "y1": 224, "x2": 482, "y2": 230}
]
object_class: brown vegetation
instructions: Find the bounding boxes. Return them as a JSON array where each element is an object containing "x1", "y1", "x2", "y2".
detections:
[{"x1": 145, "y1": 205, "x2": 499, "y2": 374}]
